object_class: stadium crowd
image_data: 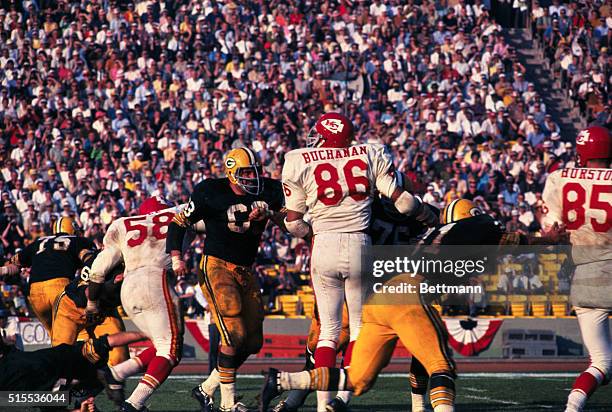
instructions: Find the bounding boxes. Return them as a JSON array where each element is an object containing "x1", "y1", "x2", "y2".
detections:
[
  {"x1": 532, "y1": 0, "x2": 611, "y2": 126},
  {"x1": 0, "y1": 0, "x2": 608, "y2": 316}
]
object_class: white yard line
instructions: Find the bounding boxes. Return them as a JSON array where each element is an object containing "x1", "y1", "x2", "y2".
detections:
[{"x1": 463, "y1": 394, "x2": 520, "y2": 405}]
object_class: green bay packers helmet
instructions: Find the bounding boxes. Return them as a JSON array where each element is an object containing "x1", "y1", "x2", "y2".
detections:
[
  {"x1": 224, "y1": 147, "x2": 264, "y2": 195},
  {"x1": 441, "y1": 198, "x2": 483, "y2": 225},
  {"x1": 53, "y1": 216, "x2": 80, "y2": 235}
]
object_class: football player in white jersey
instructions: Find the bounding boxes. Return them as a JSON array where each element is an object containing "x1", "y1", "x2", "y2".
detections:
[
  {"x1": 540, "y1": 126, "x2": 612, "y2": 412},
  {"x1": 86, "y1": 197, "x2": 198, "y2": 412},
  {"x1": 281, "y1": 112, "x2": 437, "y2": 411}
]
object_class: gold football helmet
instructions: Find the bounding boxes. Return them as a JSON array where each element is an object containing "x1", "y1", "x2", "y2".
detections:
[
  {"x1": 441, "y1": 199, "x2": 483, "y2": 225},
  {"x1": 224, "y1": 147, "x2": 264, "y2": 195},
  {"x1": 53, "y1": 216, "x2": 80, "y2": 235}
]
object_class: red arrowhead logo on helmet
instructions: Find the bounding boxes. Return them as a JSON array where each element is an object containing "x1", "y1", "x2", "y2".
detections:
[
  {"x1": 307, "y1": 112, "x2": 354, "y2": 148},
  {"x1": 575, "y1": 126, "x2": 611, "y2": 167}
]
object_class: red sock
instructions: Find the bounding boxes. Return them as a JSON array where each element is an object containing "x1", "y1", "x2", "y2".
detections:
[
  {"x1": 572, "y1": 366, "x2": 604, "y2": 397},
  {"x1": 143, "y1": 356, "x2": 173, "y2": 388},
  {"x1": 136, "y1": 347, "x2": 157, "y2": 369},
  {"x1": 314, "y1": 346, "x2": 337, "y2": 368},
  {"x1": 343, "y1": 341, "x2": 355, "y2": 367}
]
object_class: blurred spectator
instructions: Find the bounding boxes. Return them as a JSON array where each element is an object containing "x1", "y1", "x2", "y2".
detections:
[
  {"x1": 498, "y1": 267, "x2": 514, "y2": 294},
  {"x1": 175, "y1": 276, "x2": 198, "y2": 318},
  {"x1": 0, "y1": 310, "x2": 22, "y2": 350},
  {"x1": 268, "y1": 263, "x2": 297, "y2": 309},
  {"x1": 535, "y1": 0, "x2": 611, "y2": 126}
]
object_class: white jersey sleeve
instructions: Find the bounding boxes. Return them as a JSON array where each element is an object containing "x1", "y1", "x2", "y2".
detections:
[
  {"x1": 282, "y1": 154, "x2": 308, "y2": 214},
  {"x1": 541, "y1": 170, "x2": 563, "y2": 230},
  {"x1": 370, "y1": 144, "x2": 399, "y2": 199},
  {"x1": 90, "y1": 220, "x2": 124, "y2": 283}
]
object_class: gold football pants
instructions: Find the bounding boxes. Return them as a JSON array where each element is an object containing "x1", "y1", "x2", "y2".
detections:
[
  {"x1": 28, "y1": 277, "x2": 70, "y2": 333},
  {"x1": 348, "y1": 301, "x2": 455, "y2": 395},
  {"x1": 52, "y1": 290, "x2": 128, "y2": 366},
  {"x1": 198, "y1": 255, "x2": 264, "y2": 353}
]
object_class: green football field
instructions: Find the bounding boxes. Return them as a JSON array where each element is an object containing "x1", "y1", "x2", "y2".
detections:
[{"x1": 90, "y1": 373, "x2": 612, "y2": 412}]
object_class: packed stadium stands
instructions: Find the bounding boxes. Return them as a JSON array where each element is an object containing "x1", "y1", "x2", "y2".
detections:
[{"x1": 0, "y1": 0, "x2": 609, "y2": 320}]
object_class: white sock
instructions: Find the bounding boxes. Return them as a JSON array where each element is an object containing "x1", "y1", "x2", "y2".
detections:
[
  {"x1": 433, "y1": 405, "x2": 453, "y2": 412},
  {"x1": 200, "y1": 369, "x2": 220, "y2": 396},
  {"x1": 111, "y1": 358, "x2": 142, "y2": 381},
  {"x1": 336, "y1": 390, "x2": 351, "y2": 404},
  {"x1": 127, "y1": 382, "x2": 155, "y2": 409},
  {"x1": 280, "y1": 371, "x2": 311, "y2": 390},
  {"x1": 317, "y1": 390, "x2": 332, "y2": 412},
  {"x1": 565, "y1": 390, "x2": 587, "y2": 412},
  {"x1": 219, "y1": 382, "x2": 236, "y2": 410},
  {"x1": 411, "y1": 392, "x2": 427, "y2": 411}
]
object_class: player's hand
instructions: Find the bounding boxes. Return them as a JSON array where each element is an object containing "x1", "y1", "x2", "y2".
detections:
[
  {"x1": 541, "y1": 222, "x2": 570, "y2": 244},
  {"x1": 171, "y1": 254, "x2": 188, "y2": 277},
  {"x1": 415, "y1": 203, "x2": 438, "y2": 227},
  {"x1": 85, "y1": 300, "x2": 104, "y2": 327},
  {"x1": 78, "y1": 397, "x2": 95, "y2": 412},
  {"x1": 249, "y1": 207, "x2": 270, "y2": 222},
  {"x1": 85, "y1": 309, "x2": 105, "y2": 327}
]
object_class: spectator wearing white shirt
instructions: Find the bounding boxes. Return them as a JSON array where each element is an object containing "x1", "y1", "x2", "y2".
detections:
[{"x1": 498, "y1": 267, "x2": 514, "y2": 294}]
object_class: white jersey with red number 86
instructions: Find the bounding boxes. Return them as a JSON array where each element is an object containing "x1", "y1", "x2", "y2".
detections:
[
  {"x1": 282, "y1": 144, "x2": 398, "y2": 234},
  {"x1": 541, "y1": 168, "x2": 612, "y2": 265}
]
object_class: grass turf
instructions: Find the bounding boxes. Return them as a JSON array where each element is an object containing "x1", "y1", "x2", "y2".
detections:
[{"x1": 90, "y1": 374, "x2": 612, "y2": 412}]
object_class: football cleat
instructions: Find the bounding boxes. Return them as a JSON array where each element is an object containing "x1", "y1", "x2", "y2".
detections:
[
  {"x1": 97, "y1": 365, "x2": 125, "y2": 407},
  {"x1": 326, "y1": 398, "x2": 350, "y2": 412},
  {"x1": 119, "y1": 401, "x2": 149, "y2": 412},
  {"x1": 220, "y1": 401, "x2": 251, "y2": 412},
  {"x1": 272, "y1": 400, "x2": 298, "y2": 412},
  {"x1": 191, "y1": 386, "x2": 214, "y2": 412},
  {"x1": 259, "y1": 368, "x2": 282, "y2": 412}
]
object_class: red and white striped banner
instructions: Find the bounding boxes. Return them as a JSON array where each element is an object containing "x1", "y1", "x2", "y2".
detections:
[{"x1": 444, "y1": 318, "x2": 503, "y2": 356}]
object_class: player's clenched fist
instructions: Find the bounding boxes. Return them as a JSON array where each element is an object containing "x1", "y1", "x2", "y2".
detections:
[
  {"x1": 249, "y1": 207, "x2": 271, "y2": 222},
  {"x1": 171, "y1": 252, "x2": 187, "y2": 277}
]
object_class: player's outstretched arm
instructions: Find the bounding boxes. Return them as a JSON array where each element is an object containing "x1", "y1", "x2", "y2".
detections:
[
  {"x1": 0, "y1": 245, "x2": 31, "y2": 276},
  {"x1": 528, "y1": 222, "x2": 569, "y2": 245},
  {"x1": 390, "y1": 187, "x2": 438, "y2": 226},
  {"x1": 250, "y1": 206, "x2": 289, "y2": 232},
  {"x1": 0, "y1": 262, "x2": 20, "y2": 277},
  {"x1": 284, "y1": 209, "x2": 313, "y2": 240},
  {"x1": 106, "y1": 331, "x2": 148, "y2": 347},
  {"x1": 167, "y1": 220, "x2": 188, "y2": 277},
  {"x1": 167, "y1": 191, "x2": 208, "y2": 277},
  {"x1": 86, "y1": 245, "x2": 122, "y2": 325}
]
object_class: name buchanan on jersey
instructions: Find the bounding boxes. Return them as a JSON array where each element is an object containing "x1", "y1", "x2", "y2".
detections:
[
  {"x1": 300, "y1": 145, "x2": 368, "y2": 164},
  {"x1": 560, "y1": 168, "x2": 612, "y2": 181}
]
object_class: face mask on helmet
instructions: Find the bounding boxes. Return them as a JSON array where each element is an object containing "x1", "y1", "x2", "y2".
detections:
[
  {"x1": 234, "y1": 165, "x2": 264, "y2": 195},
  {"x1": 306, "y1": 125, "x2": 325, "y2": 148}
]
